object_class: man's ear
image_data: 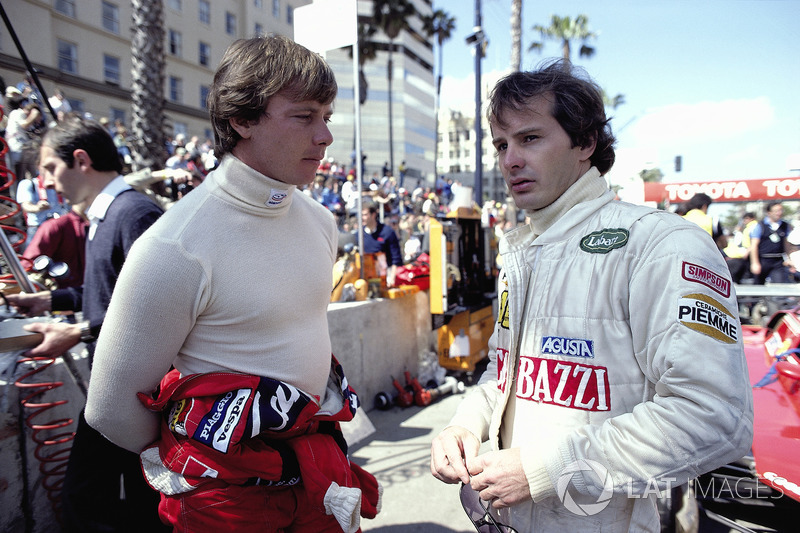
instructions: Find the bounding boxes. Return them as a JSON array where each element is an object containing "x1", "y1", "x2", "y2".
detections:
[
  {"x1": 229, "y1": 116, "x2": 254, "y2": 140},
  {"x1": 73, "y1": 148, "x2": 92, "y2": 170},
  {"x1": 578, "y1": 134, "x2": 597, "y2": 162}
]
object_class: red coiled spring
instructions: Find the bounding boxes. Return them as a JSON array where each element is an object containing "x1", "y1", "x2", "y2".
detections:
[{"x1": 1, "y1": 104, "x2": 74, "y2": 523}]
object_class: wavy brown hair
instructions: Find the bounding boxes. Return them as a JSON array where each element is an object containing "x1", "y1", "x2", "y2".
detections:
[{"x1": 207, "y1": 34, "x2": 338, "y2": 158}]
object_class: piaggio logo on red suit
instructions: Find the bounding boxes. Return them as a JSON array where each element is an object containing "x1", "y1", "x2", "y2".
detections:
[{"x1": 515, "y1": 356, "x2": 611, "y2": 411}]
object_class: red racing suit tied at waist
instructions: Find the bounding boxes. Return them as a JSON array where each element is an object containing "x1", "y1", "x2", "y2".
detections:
[{"x1": 137, "y1": 356, "x2": 381, "y2": 532}]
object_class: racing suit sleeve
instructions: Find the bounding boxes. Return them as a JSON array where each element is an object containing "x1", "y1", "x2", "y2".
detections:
[
  {"x1": 521, "y1": 216, "x2": 754, "y2": 502},
  {"x1": 445, "y1": 273, "x2": 507, "y2": 443}
]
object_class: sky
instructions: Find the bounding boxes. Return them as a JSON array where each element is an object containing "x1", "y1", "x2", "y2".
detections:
[{"x1": 432, "y1": 0, "x2": 800, "y2": 191}]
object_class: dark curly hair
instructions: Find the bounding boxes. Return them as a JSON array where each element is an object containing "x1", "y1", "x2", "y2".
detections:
[{"x1": 488, "y1": 59, "x2": 616, "y2": 174}]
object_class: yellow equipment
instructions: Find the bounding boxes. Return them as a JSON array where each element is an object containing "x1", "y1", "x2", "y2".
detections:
[{"x1": 429, "y1": 207, "x2": 497, "y2": 375}]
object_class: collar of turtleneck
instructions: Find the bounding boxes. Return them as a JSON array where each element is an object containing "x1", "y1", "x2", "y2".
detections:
[
  {"x1": 210, "y1": 155, "x2": 295, "y2": 215},
  {"x1": 527, "y1": 167, "x2": 607, "y2": 237}
]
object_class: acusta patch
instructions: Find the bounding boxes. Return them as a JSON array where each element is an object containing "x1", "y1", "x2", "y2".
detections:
[
  {"x1": 677, "y1": 293, "x2": 738, "y2": 344},
  {"x1": 580, "y1": 228, "x2": 629, "y2": 254}
]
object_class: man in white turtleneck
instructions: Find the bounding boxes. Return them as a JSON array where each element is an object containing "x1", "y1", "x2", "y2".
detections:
[
  {"x1": 85, "y1": 36, "x2": 380, "y2": 532},
  {"x1": 431, "y1": 60, "x2": 753, "y2": 532}
]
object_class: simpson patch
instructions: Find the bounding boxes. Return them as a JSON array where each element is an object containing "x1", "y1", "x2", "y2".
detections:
[
  {"x1": 580, "y1": 228, "x2": 629, "y2": 254},
  {"x1": 682, "y1": 261, "x2": 731, "y2": 298},
  {"x1": 678, "y1": 293, "x2": 738, "y2": 344}
]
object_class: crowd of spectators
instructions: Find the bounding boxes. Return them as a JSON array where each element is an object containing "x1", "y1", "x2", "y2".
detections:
[{"x1": 1, "y1": 73, "x2": 523, "y2": 273}]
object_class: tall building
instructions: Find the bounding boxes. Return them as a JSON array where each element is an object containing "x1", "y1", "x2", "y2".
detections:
[
  {"x1": 437, "y1": 107, "x2": 507, "y2": 204},
  {"x1": 0, "y1": 0, "x2": 310, "y2": 144},
  {"x1": 323, "y1": 0, "x2": 436, "y2": 187}
]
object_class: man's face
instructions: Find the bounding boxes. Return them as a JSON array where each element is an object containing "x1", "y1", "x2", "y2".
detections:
[
  {"x1": 231, "y1": 92, "x2": 333, "y2": 187},
  {"x1": 768, "y1": 204, "x2": 783, "y2": 222},
  {"x1": 38, "y1": 143, "x2": 84, "y2": 204},
  {"x1": 490, "y1": 95, "x2": 595, "y2": 212},
  {"x1": 361, "y1": 209, "x2": 377, "y2": 229}
]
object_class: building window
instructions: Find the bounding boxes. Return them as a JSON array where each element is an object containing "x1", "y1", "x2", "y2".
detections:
[
  {"x1": 103, "y1": 54, "x2": 121, "y2": 84},
  {"x1": 225, "y1": 12, "x2": 236, "y2": 35},
  {"x1": 69, "y1": 99, "x2": 84, "y2": 114},
  {"x1": 55, "y1": 0, "x2": 76, "y2": 17},
  {"x1": 254, "y1": 0, "x2": 263, "y2": 8},
  {"x1": 254, "y1": 23, "x2": 263, "y2": 36},
  {"x1": 110, "y1": 107, "x2": 126, "y2": 125},
  {"x1": 200, "y1": 85, "x2": 210, "y2": 109},
  {"x1": 168, "y1": 0, "x2": 182, "y2": 11},
  {"x1": 198, "y1": 0, "x2": 210, "y2": 24},
  {"x1": 173, "y1": 121, "x2": 188, "y2": 138},
  {"x1": 168, "y1": 29, "x2": 182, "y2": 56},
  {"x1": 57, "y1": 40, "x2": 78, "y2": 74},
  {"x1": 169, "y1": 76, "x2": 183, "y2": 103},
  {"x1": 102, "y1": 2, "x2": 119, "y2": 34},
  {"x1": 286, "y1": 5, "x2": 293, "y2": 24},
  {"x1": 199, "y1": 42, "x2": 210, "y2": 67},
  {"x1": 272, "y1": 0, "x2": 280, "y2": 18}
]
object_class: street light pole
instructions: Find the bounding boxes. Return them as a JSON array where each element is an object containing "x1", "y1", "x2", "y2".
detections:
[{"x1": 472, "y1": 0, "x2": 483, "y2": 206}]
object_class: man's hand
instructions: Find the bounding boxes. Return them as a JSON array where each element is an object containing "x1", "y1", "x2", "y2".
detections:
[
  {"x1": 467, "y1": 448, "x2": 532, "y2": 509},
  {"x1": 430, "y1": 426, "x2": 480, "y2": 484},
  {"x1": 5, "y1": 291, "x2": 52, "y2": 317},
  {"x1": 21, "y1": 321, "x2": 80, "y2": 357}
]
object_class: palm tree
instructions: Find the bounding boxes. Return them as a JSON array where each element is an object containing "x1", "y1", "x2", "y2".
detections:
[
  {"x1": 529, "y1": 14, "x2": 596, "y2": 62},
  {"x1": 130, "y1": 0, "x2": 167, "y2": 171},
  {"x1": 372, "y1": 0, "x2": 417, "y2": 177},
  {"x1": 529, "y1": 14, "x2": 625, "y2": 112},
  {"x1": 422, "y1": 9, "x2": 455, "y2": 182},
  {"x1": 510, "y1": 0, "x2": 522, "y2": 71}
]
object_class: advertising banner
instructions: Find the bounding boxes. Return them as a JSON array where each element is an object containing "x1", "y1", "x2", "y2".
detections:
[{"x1": 644, "y1": 178, "x2": 800, "y2": 203}]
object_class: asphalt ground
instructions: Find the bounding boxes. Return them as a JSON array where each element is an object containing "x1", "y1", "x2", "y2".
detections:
[{"x1": 348, "y1": 383, "x2": 479, "y2": 533}]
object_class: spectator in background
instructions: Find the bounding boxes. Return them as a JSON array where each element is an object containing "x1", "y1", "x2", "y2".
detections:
[
  {"x1": 362, "y1": 201, "x2": 403, "y2": 287},
  {"x1": 4, "y1": 92, "x2": 41, "y2": 186},
  {"x1": 723, "y1": 212, "x2": 757, "y2": 283},
  {"x1": 682, "y1": 192, "x2": 723, "y2": 245},
  {"x1": 16, "y1": 170, "x2": 69, "y2": 249},
  {"x1": 750, "y1": 201, "x2": 793, "y2": 284},
  {"x1": 22, "y1": 201, "x2": 88, "y2": 289}
]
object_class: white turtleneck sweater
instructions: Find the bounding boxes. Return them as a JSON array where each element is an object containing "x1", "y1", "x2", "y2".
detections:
[{"x1": 86, "y1": 155, "x2": 338, "y2": 453}]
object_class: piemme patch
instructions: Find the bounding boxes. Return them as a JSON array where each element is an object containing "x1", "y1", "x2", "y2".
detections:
[
  {"x1": 678, "y1": 293, "x2": 738, "y2": 344},
  {"x1": 541, "y1": 336, "x2": 594, "y2": 358},
  {"x1": 580, "y1": 228, "x2": 629, "y2": 254},
  {"x1": 682, "y1": 262, "x2": 731, "y2": 298}
]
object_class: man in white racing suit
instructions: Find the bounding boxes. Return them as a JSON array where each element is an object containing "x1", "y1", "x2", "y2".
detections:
[{"x1": 430, "y1": 60, "x2": 754, "y2": 532}]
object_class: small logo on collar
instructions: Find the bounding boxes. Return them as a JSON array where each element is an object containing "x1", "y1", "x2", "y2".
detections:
[
  {"x1": 580, "y1": 228, "x2": 629, "y2": 254},
  {"x1": 266, "y1": 189, "x2": 288, "y2": 207}
]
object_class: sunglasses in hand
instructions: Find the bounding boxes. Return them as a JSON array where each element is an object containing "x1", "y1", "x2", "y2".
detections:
[{"x1": 459, "y1": 483, "x2": 518, "y2": 533}]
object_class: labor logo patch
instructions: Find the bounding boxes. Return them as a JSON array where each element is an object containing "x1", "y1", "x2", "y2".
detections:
[
  {"x1": 580, "y1": 228, "x2": 629, "y2": 254},
  {"x1": 677, "y1": 293, "x2": 738, "y2": 344}
]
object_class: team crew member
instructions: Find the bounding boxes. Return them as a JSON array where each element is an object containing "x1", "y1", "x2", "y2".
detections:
[
  {"x1": 361, "y1": 202, "x2": 403, "y2": 287},
  {"x1": 7, "y1": 117, "x2": 167, "y2": 532},
  {"x1": 750, "y1": 201, "x2": 793, "y2": 284},
  {"x1": 84, "y1": 35, "x2": 380, "y2": 532},
  {"x1": 430, "y1": 60, "x2": 753, "y2": 532}
]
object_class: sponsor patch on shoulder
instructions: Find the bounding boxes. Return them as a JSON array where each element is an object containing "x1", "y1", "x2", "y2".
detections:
[
  {"x1": 580, "y1": 228, "x2": 629, "y2": 254},
  {"x1": 541, "y1": 336, "x2": 594, "y2": 358},
  {"x1": 682, "y1": 261, "x2": 731, "y2": 298},
  {"x1": 677, "y1": 293, "x2": 738, "y2": 344}
]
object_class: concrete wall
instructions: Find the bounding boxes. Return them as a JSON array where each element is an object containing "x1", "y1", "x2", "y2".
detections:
[{"x1": 0, "y1": 292, "x2": 433, "y2": 532}]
